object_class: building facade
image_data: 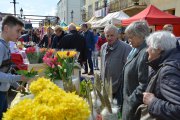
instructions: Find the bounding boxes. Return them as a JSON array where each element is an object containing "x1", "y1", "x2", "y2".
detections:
[
  {"x1": 57, "y1": 0, "x2": 83, "y2": 25},
  {"x1": 83, "y1": 0, "x2": 96, "y2": 21},
  {"x1": 83, "y1": 0, "x2": 112, "y2": 21},
  {"x1": 150, "y1": 0, "x2": 180, "y2": 16},
  {"x1": 54, "y1": 0, "x2": 180, "y2": 35},
  {"x1": 82, "y1": 0, "x2": 180, "y2": 22}
]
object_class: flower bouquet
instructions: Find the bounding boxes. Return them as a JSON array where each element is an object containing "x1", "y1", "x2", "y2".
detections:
[
  {"x1": 42, "y1": 49, "x2": 60, "y2": 80},
  {"x1": 43, "y1": 50, "x2": 78, "y2": 92},
  {"x1": 56, "y1": 50, "x2": 77, "y2": 92},
  {"x1": 3, "y1": 77, "x2": 90, "y2": 120},
  {"x1": 25, "y1": 47, "x2": 48, "y2": 64}
]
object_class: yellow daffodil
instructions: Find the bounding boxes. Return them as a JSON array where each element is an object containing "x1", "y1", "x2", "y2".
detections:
[{"x1": 3, "y1": 77, "x2": 90, "y2": 120}]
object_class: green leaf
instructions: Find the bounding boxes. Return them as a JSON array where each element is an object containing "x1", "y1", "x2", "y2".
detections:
[{"x1": 16, "y1": 68, "x2": 38, "y2": 78}]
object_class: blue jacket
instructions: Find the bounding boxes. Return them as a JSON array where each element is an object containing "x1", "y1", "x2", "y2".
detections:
[
  {"x1": 0, "y1": 38, "x2": 21, "y2": 92},
  {"x1": 147, "y1": 48, "x2": 180, "y2": 120},
  {"x1": 82, "y1": 30, "x2": 95, "y2": 51}
]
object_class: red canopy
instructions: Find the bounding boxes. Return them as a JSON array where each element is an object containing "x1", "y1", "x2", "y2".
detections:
[{"x1": 122, "y1": 5, "x2": 180, "y2": 26}]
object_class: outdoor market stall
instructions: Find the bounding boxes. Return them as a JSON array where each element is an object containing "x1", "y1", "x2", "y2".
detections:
[{"x1": 122, "y1": 5, "x2": 180, "y2": 36}]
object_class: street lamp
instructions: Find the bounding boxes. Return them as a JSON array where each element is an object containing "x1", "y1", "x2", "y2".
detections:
[
  {"x1": 71, "y1": 10, "x2": 74, "y2": 23},
  {"x1": 20, "y1": 8, "x2": 23, "y2": 18},
  {"x1": 104, "y1": 0, "x2": 107, "y2": 16}
]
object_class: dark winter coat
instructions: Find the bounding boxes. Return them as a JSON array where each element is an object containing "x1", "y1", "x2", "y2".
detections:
[
  {"x1": 82, "y1": 30, "x2": 95, "y2": 51},
  {"x1": 58, "y1": 30, "x2": 87, "y2": 64},
  {"x1": 147, "y1": 48, "x2": 180, "y2": 120},
  {"x1": 38, "y1": 33, "x2": 55, "y2": 48},
  {"x1": 52, "y1": 31, "x2": 66, "y2": 49},
  {"x1": 122, "y1": 42, "x2": 149, "y2": 120}
]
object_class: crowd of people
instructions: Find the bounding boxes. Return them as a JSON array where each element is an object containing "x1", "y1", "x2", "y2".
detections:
[
  {"x1": 0, "y1": 15, "x2": 180, "y2": 120},
  {"x1": 17, "y1": 22, "x2": 107, "y2": 75}
]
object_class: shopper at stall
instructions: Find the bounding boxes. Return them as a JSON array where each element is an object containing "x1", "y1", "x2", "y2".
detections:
[
  {"x1": 122, "y1": 21, "x2": 150, "y2": 120},
  {"x1": 142, "y1": 31, "x2": 180, "y2": 120},
  {"x1": 101, "y1": 24, "x2": 131, "y2": 106}
]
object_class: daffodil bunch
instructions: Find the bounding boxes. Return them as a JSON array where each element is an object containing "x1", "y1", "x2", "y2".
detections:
[{"x1": 3, "y1": 77, "x2": 90, "y2": 120}]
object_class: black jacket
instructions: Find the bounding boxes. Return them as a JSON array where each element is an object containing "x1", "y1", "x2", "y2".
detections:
[
  {"x1": 39, "y1": 33, "x2": 55, "y2": 48},
  {"x1": 52, "y1": 31, "x2": 66, "y2": 49},
  {"x1": 58, "y1": 30, "x2": 87, "y2": 64},
  {"x1": 147, "y1": 48, "x2": 180, "y2": 120}
]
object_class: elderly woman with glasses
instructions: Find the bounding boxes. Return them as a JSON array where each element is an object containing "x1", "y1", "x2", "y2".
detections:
[
  {"x1": 142, "y1": 31, "x2": 180, "y2": 120},
  {"x1": 122, "y1": 21, "x2": 150, "y2": 120}
]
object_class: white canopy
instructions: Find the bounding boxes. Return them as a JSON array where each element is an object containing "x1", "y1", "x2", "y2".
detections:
[
  {"x1": 87, "y1": 16, "x2": 102, "y2": 23},
  {"x1": 86, "y1": 16, "x2": 103, "y2": 28},
  {"x1": 92, "y1": 11, "x2": 129, "y2": 28}
]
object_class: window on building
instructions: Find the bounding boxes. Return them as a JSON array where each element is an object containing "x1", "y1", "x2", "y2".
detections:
[
  {"x1": 95, "y1": 1, "x2": 99, "y2": 10},
  {"x1": 84, "y1": 0, "x2": 86, "y2": 5},
  {"x1": 88, "y1": 5, "x2": 93, "y2": 19}
]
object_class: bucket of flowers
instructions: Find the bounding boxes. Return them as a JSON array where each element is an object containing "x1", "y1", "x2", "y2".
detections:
[
  {"x1": 25, "y1": 47, "x2": 48, "y2": 64},
  {"x1": 25, "y1": 46, "x2": 39, "y2": 64}
]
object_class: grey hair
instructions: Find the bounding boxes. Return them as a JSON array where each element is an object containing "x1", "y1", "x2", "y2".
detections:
[
  {"x1": 125, "y1": 21, "x2": 150, "y2": 39},
  {"x1": 68, "y1": 23, "x2": 76, "y2": 31},
  {"x1": 146, "y1": 31, "x2": 176, "y2": 51},
  {"x1": 104, "y1": 24, "x2": 118, "y2": 35}
]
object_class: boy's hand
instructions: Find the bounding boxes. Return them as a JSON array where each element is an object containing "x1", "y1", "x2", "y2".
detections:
[
  {"x1": 16, "y1": 85, "x2": 26, "y2": 92},
  {"x1": 20, "y1": 75, "x2": 29, "y2": 82}
]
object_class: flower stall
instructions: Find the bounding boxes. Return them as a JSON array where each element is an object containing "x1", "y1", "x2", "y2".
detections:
[
  {"x1": 6, "y1": 40, "x2": 122, "y2": 120},
  {"x1": 3, "y1": 78, "x2": 90, "y2": 120}
]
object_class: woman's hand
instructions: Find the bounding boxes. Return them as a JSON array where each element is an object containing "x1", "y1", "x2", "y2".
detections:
[{"x1": 143, "y1": 92, "x2": 155, "y2": 105}]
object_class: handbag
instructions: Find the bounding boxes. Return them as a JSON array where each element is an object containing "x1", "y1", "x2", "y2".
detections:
[{"x1": 136, "y1": 65, "x2": 164, "y2": 120}]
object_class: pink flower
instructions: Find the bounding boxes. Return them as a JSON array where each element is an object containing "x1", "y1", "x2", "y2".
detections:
[{"x1": 51, "y1": 64, "x2": 55, "y2": 68}]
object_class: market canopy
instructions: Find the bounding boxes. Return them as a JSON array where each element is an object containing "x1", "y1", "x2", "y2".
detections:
[
  {"x1": 99, "y1": 11, "x2": 129, "y2": 27},
  {"x1": 90, "y1": 11, "x2": 129, "y2": 28},
  {"x1": 60, "y1": 21, "x2": 67, "y2": 27},
  {"x1": 122, "y1": 5, "x2": 180, "y2": 26},
  {"x1": 86, "y1": 16, "x2": 102, "y2": 23}
]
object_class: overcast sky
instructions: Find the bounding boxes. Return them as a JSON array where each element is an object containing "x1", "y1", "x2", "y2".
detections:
[{"x1": 0, "y1": 0, "x2": 59, "y2": 27}]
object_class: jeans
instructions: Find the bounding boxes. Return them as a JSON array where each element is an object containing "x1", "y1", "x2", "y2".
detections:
[
  {"x1": 0, "y1": 92, "x2": 8, "y2": 120},
  {"x1": 84, "y1": 50, "x2": 94, "y2": 73},
  {"x1": 92, "y1": 50, "x2": 99, "y2": 69}
]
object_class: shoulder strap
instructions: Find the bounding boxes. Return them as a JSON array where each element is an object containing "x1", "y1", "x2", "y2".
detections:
[
  {"x1": 146, "y1": 63, "x2": 180, "y2": 93},
  {"x1": 0, "y1": 59, "x2": 11, "y2": 67},
  {"x1": 146, "y1": 67, "x2": 162, "y2": 92}
]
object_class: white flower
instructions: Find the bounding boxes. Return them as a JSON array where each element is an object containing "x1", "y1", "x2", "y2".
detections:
[{"x1": 58, "y1": 65, "x2": 62, "y2": 69}]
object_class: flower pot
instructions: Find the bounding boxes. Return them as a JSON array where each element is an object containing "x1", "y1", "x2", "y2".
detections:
[
  {"x1": 72, "y1": 76, "x2": 80, "y2": 93},
  {"x1": 53, "y1": 80, "x2": 64, "y2": 89}
]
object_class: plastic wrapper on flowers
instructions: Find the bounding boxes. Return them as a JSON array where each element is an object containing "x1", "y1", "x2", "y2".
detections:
[{"x1": 3, "y1": 77, "x2": 90, "y2": 120}]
